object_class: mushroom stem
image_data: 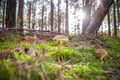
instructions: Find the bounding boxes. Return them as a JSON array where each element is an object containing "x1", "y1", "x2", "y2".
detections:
[
  {"x1": 58, "y1": 41, "x2": 63, "y2": 51},
  {"x1": 100, "y1": 55, "x2": 104, "y2": 65}
]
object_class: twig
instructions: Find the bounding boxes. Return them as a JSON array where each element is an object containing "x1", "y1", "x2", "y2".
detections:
[{"x1": 81, "y1": 34, "x2": 113, "y2": 48}]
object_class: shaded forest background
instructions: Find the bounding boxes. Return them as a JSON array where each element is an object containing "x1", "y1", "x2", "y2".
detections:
[{"x1": 0, "y1": 0, "x2": 120, "y2": 38}]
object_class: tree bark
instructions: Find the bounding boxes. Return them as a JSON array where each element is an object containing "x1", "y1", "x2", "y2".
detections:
[
  {"x1": 18, "y1": 0, "x2": 24, "y2": 33},
  {"x1": 116, "y1": 0, "x2": 120, "y2": 36},
  {"x1": 58, "y1": 0, "x2": 61, "y2": 33},
  {"x1": 5, "y1": 0, "x2": 16, "y2": 29},
  {"x1": 2, "y1": 0, "x2": 6, "y2": 29},
  {"x1": 0, "y1": 0, "x2": 2, "y2": 9},
  {"x1": 51, "y1": 0, "x2": 54, "y2": 31},
  {"x1": 82, "y1": 0, "x2": 92, "y2": 34},
  {"x1": 107, "y1": 10, "x2": 111, "y2": 37},
  {"x1": 32, "y1": 0, "x2": 37, "y2": 29},
  {"x1": 65, "y1": 0, "x2": 69, "y2": 35},
  {"x1": 27, "y1": 1, "x2": 31, "y2": 29},
  {"x1": 42, "y1": 5, "x2": 44, "y2": 30},
  {"x1": 113, "y1": 0, "x2": 117, "y2": 37},
  {"x1": 84, "y1": 0, "x2": 114, "y2": 36}
]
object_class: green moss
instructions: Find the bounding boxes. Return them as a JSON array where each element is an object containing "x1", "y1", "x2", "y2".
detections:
[
  {"x1": 0, "y1": 60, "x2": 16, "y2": 80},
  {"x1": 0, "y1": 35, "x2": 119, "y2": 80},
  {"x1": 12, "y1": 52, "x2": 35, "y2": 62}
]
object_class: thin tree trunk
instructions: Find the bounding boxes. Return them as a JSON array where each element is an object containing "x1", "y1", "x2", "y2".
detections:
[
  {"x1": 0, "y1": 0, "x2": 2, "y2": 9},
  {"x1": 42, "y1": 6, "x2": 44, "y2": 30},
  {"x1": 18, "y1": 0, "x2": 24, "y2": 34},
  {"x1": 5, "y1": 0, "x2": 16, "y2": 29},
  {"x1": 51, "y1": 0, "x2": 54, "y2": 31},
  {"x1": 28, "y1": 1, "x2": 31, "y2": 29},
  {"x1": 116, "y1": 0, "x2": 119, "y2": 36},
  {"x1": 82, "y1": 0, "x2": 92, "y2": 34},
  {"x1": 113, "y1": 0, "x2": 117, "y2": 37},
  {"x1": 2, "y1": 0, "x2": 6, "y2": 29},
  {"x1": 65, "y1": 0, "x2": 69, "y2": 35},
  {"x1": 107, "y1": 10, "x2": 111, "y2": 37},
  {"x1": 84, "y1": 0, "x2": 114, "y2": 36},
  {"x1": 58, "y1": 0, "x2": 61, "y2": 33},
  {"x1": 32, "y1": 0, "x2": 36, "y2": 29}
]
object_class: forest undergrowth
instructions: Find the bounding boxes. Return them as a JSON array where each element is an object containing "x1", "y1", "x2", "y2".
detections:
[{"x1": 0, "y1": 32, "x2": 120, "y2": 80}]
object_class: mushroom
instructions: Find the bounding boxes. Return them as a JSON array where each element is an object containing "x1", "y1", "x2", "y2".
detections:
[
  {"x1": 53, "y1": 35, "x2": 69, "y2": 51},
  {"x1": 36, "y1": 40, "x2": 46, "y2": 44},
  {"x1": 96, "y1": 48, "x2": 112, "y2": 65}
]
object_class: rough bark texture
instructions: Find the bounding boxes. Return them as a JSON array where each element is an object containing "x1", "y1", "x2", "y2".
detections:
[
  {"x1": 5, "y1": 0, "x2": 16, "y2": 28},
  {"x1": 65, "y1": 0, "x2": 69, "y2": 35},
  {"x1": 32, "y1": 0, "x2": 36, "y2": 29},
  {"x1": 51, "y1": 0, "x2": 54, "y2": 31},
  {"x1": 18, "y1": 0, "x2": 24, "y2": 33},
  {"x1": 2, "y1": 0, "x2": 6, "y2": 29},
  {"x1": 42, "y1": 5, "x2": 44, "y2": 30},
  {"x1": 82, "y1": 0, "x2": 92, "y2": 34},
  {"x1": 116, "y1": 0, "x2": 120, "y2": 36},
  {"x1": 58, "y1": 0, "x2": 61, "y2": 33},
  {"x1": 107, "y1": 11, "x2": 111, "y2": 37},
  {"x1": 84, "y1": 0, "x2": 114, "y2": 35},
  {"x1": 28, "y1": 1, "x2": 31, "y2": 29},
  {"x1": 113, "y1": 0, "x2": 117, "y2": 37}
]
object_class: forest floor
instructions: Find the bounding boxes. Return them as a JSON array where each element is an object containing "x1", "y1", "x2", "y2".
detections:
[{"x1": 0, "y1": 31, "x2": 120, "y2": 80}]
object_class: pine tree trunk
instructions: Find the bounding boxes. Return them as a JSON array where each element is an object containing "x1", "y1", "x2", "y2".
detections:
[
  {"x1": 58, "y1": 0, "x2": 61, "y2": 33},
  {"x1": 116, "y1": 0, "x2": 120, "y2": 36},
  {"x1": 18, "y1": 0, "x2": 24, "y2": 33},
  {"x1": 113, "y1": 0, "x2": 117, "y2": 37},
  {"x1": 27, "y1": 1, "x2": 31, "y2": 29},
  {"x1": 65, "y1": 0, "x2": 69, "y2": 35},
  {"x1": 32, "y1": 0, "x2": 36, "y2": 29},
  {"x1": 0, "y1": 0, "x2": 2, "y2": 8},
  {"x1": 82, "y1": 0, "x2": 92, "y2": 34},
  {"x1": 42, "y1": 6, "x2": 44, "y2": 30},
  {"x1": 2, "y1": 0, "x2": 6, "y2": 29},
  {"x1": 84, "y1": 0, "x2": 114, "y2": 36},
  {"x1": 5, "y1": 0, "x2": 16, "y2": 29},
  {"x1": 107, "y1": 11, "x2": 111, "y2": 37},
  {"x1": 51, "y1": 0, "x2": 54, "y2": 31}
]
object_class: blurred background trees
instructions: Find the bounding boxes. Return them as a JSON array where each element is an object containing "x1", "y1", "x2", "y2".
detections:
[{"x1": 0, "y1": 0, "x2": 120, "y2": 37}]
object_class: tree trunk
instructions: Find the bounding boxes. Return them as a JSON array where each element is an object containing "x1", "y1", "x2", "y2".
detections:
[
  {"x1": 0, "y1": 0, "x2": 2, "y2": 9},
  {"x1": 42, "y1": 6, "x2": 44, "y2": 30},
  {"x1": 58, "y1": 0, "x2": 61, "y2": 33},
  {"x1": 5, "y1": 0, "x2": 16, "y2": 29},
  {"x1": 116, "y1": 0, "x2": 120, "y2": 36},
  {"x1": 65, "y1": 0, "x2": 69, "y2": 35},
  {"x1": 84, "y1": 0, "x2": 114, "y2": 36},
  {"x1": 32, "y1": 0, "x2": 36, "y2": 29},
  {"x1": 18, "y1": 0, "x2": 24, "y2": 33},
  {"x1": 107, "y1": 10, "x2": 111, "y2": 37},
  {"x1": 113, "y1": 0, "x2": 117, "y2": 37},
  {"x1": 2, "y1": 0, "x2": 6, "y2": 29},
  {"x1": 82, "y1": 0, "x2": 92, "y2": 34},
  {"x1": 27, "y1": 1, "x2": 31, "y2": 29},
  {"x1": 0, "y1": 0, "x2": 2, "y2": 3},
  {"x1": 51, "y1": 0, "x2": 54, "y2": 31}
]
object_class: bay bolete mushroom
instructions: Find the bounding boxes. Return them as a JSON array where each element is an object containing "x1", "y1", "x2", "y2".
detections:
[
  {"x1": 53, "y1": 35, "x2": 69, "y2": 51},
  {"x1": 96, "y1": 48, "x2": 112, "y2": 65}
]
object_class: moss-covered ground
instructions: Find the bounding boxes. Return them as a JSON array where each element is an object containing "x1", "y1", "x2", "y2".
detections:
[{"x1": 0, "y1": 34, "x2": 120, "y2": 80}]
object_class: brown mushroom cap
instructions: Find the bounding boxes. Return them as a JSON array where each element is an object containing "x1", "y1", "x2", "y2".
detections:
[
  {"x1": 96, "y1": 49, "x2": 108, "y2": 55},
  {"x1": 53, "y1": 35, "x2": 69, "y2": 41}
]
